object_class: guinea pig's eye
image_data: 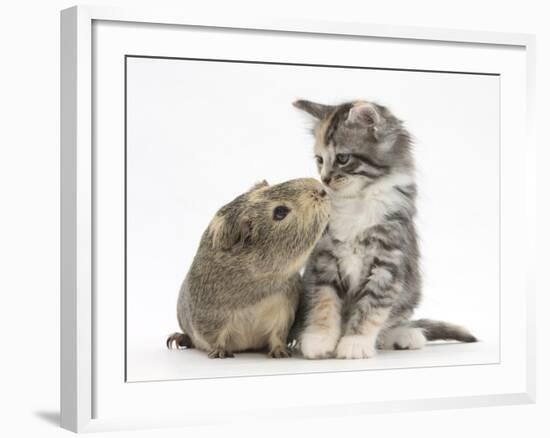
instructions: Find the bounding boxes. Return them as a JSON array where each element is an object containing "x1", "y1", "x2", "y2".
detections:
[
  {"x1": 273, "y1": 205, "x2": 291, "y2": 221},
  {"x1": 336, "y1": 153, "x2": 350, "y2": 165},
  {"x1": 315, "y1": 155, "x2": 323, "y2": 165}
]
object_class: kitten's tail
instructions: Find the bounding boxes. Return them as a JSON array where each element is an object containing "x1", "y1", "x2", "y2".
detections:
[{"x1": 410, "y1": 319, "x2": 477, "y2": 343}]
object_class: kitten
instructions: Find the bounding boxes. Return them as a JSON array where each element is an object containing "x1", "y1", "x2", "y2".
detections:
[{"x1": 293, "y1": 99, "x2": 477, "y2": 359}]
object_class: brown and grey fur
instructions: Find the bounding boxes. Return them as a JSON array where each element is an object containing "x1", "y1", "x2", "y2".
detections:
[
  {"x1": 167, "y1": 178, "x2": 330, "y2": 358},
  {"x1": 292, "y1": 99, "x2": 476, "y2": 359}
]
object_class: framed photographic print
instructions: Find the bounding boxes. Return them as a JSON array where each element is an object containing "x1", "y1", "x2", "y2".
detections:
[{"x1": 60, "y1": 5, "x2": 536, "y2": 432}]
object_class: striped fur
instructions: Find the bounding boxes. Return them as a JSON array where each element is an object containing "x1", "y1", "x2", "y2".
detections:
[{"x1": 292, "y1": 100, "x2": 476, "y2": 359}]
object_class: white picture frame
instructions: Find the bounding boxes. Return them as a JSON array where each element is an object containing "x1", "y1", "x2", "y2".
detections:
[{"x1": 60, "y1": 4, "x2": 536, "y2": 432}]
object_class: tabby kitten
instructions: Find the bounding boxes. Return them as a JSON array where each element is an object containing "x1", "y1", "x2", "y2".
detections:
[{"x1": 293, "y1": 99, "x2": 476, "y2": 359}]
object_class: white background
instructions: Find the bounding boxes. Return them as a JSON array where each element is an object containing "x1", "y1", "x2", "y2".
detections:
[
  {"x1": 126, "y1": 57, "x2": 499, "y2": 381},
  {"x1": 0, "y1": 0, "x2": 547, "y2": 437}
]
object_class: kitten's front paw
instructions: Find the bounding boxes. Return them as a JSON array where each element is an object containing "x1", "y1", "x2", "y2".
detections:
[
  {"x1": 300, "y1": 331, "x2": 339, "y2": 359},
  {"x1": 336, "y1": 335, "x2": 376, "y2": 359}
]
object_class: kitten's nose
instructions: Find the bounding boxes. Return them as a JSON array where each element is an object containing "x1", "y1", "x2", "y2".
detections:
[{"x1": 322, "y1": 176, "x2": 331, "y2": 185}]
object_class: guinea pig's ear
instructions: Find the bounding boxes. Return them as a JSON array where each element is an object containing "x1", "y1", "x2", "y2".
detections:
[
  {"x1": 293, "y1": 99, "x2": 334, "y2": 120},
  {"x1": 249, "y1": 180, "x2": 269, "y2": 192},
  {"x1": 209, "y1": 214, "x2": 254, "y2": 251}
]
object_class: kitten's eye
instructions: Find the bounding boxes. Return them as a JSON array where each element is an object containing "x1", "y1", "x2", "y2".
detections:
[
  {"x1": 336, "y1": 154, "x2": 350, "y2": 165},
  {"x1": 315, "y1": 155, "x2": 323, "y2": 165},
  {"x1": 273, "y1": 205, "x2": 291, "y2": 221}
]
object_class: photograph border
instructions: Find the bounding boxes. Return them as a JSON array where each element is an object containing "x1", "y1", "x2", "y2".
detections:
[
  {"x1": 123, "y1": 54, "x2": 502, "y2": 382},
  {"x1": 61, "y1": 5, "x2": 536, "y2": 432}
]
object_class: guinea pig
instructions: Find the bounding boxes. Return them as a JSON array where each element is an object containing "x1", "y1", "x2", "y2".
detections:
[{"x1": 166, "y1": 178, "x2": 330, "y2": 358}]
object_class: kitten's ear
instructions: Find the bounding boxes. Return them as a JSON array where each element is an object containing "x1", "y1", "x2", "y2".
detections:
[
  {"x1": 346, "y1": 102, "x2": 380, "y2": 127},
  {"x1": 209, "y1": 214, "x2": 254, "y2": 251},
  {"x1": 249, "y1": 180, "x2": 269, "y2": 191},
  {"x1": 293, "y1": 99, "x2": 333, "y2": 120}
]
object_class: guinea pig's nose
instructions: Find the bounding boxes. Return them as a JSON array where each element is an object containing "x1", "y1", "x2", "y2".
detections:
[{"x1": 318, "y1": 188, "x2": 327, "y2": 198}]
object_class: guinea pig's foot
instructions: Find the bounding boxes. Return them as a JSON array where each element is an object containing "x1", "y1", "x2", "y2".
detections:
[
  {"x1": 268, "y1": 345, "x2": 292, "y2": 358},
  {"x1": 287, "y1": 338, "x2": 298, "y2": 350},
  {"x1": 207, "y1": 349, "x2": 235, "y2": 359},
  {"x1": 166, "y1": 332, "x2": 194, "y2": 350}
]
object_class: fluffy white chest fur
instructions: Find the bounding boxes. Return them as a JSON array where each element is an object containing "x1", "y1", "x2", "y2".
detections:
[
  {"x1": 328, "y1": 172, "x2": 412, "y2": 291},
  {"x1": 333, "y1": 243, "x2": 366, "y2": 292}
]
